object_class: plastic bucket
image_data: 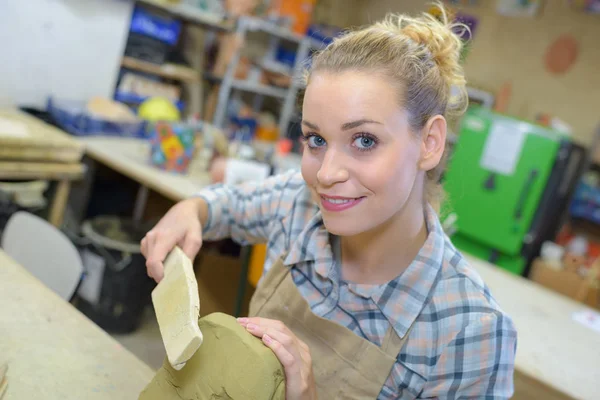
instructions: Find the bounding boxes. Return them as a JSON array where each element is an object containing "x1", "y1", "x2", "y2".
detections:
[{"x1": 74, "y1": 216, "x2": 155, "y2": 333}]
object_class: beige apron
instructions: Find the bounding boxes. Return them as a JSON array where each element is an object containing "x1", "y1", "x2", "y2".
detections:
[{"x1": 249, "y1": 257, "x2": 413, "y2": 399}]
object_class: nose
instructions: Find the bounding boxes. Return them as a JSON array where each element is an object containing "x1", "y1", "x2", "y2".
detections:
[{"x1": 317, "y1": 149, "x2": 349, "y2": 186}]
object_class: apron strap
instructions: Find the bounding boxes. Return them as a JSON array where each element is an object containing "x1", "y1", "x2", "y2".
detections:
[
  {"x1": 380, "y1": 321, "x2": 415, "y2": 357},
  {"x1": 249, "y1": 255, "x2": 290, "y2": 317}
]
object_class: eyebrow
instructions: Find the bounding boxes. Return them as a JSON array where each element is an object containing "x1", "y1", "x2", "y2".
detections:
[
  {"x1": 301, "y1": 120, "x2": 319, "y2": 131},
  {"x1": 302, "y1": 119, "x2": 382, "y2": 131},
  {"x1": 341, "y1": 119, "x2": 382, "y2": 131}
]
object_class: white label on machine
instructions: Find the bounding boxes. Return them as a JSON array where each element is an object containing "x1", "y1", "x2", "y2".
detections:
[
  {"x1": 78, "y1": 249, "x2": 106, "y2": 305},
  {"x1": 479, "y1": 121, "x2": 526, "y2": 175}
]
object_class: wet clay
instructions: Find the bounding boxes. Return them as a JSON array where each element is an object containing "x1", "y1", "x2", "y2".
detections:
[{"x1": 139, "y1": 312, "x2": 285, "y2": 400}]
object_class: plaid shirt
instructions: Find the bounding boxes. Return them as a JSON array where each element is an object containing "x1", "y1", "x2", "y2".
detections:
[{"x1": 198, "y1": 171, "x2": 517, "y2": 399}]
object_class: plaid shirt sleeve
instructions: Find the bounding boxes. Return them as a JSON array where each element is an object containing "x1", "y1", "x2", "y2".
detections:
[
  {"x1": 420, "y1": 312, "x2": 518, "y2": 399},
  {"x1": 195, "y1": 170, "x2": 300, "y2": 245}
]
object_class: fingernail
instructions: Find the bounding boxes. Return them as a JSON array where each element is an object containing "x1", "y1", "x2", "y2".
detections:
[
  {"x1": 237, "y1": 317, "x2": 248, "y2": 324},
  {"x1": 247, "y1": 323, "x2": 258, "y2": 331},
  {"x1": 263, "y1": 334, "x2": 272, "y2": 344}
]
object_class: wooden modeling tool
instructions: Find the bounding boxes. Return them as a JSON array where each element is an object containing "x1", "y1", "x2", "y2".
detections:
[
  {"x1": 152, "y1": 247, "x2": 203, "y2": 370},
  {"x1": 0, "y1": 363, "x2": 8, "y2": 399}
]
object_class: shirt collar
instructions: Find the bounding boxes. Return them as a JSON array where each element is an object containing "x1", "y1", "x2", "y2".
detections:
[
  {"x1": 284, "y1": 204, "x2": 446, "y2": 338},
  {"x1": 348, "y1": 205, "x2": 445, "y2": 338},
  {"x1": 283, "y1": 209, "x2": 334, "y2": 278}
]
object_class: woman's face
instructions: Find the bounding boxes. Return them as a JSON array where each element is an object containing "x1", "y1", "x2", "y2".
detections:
[{"x1": 300, "y1": 71, "x2": 427, "y2": 237}]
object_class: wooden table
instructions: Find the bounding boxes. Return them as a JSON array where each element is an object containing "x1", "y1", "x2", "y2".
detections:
[
  {"x1": 81, "y1": 136, "x2": 212, "y2": 224},
  {"x1": 0, "y1": 109, "x2": 85, "y2": 226},
  {"x1": 0, "y1": 249, "x2": 155, "y2": 399},
  {"x1": 81, "y1": 136, "x2": 210, "y2": 203},
  {"x1": 467, "y1": 255, "x2": 600, "y2": 400}
]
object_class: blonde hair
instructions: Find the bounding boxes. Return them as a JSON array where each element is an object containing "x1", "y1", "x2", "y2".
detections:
[{"x1": 305, "y1": 3, "x2": 468, "y2": 211}]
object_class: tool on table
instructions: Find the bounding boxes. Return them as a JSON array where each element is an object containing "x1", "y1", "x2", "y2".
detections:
[
  {"x1": 152, "y1": 246, "x2": 203, "y2": 370},
  {"x1": 0, "y1": 363, "x2": 8, "y2": 399}
]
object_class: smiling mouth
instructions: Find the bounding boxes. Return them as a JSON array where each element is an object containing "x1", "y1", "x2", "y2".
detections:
[{"x1": 319, "y1": 195, "x2": 365, "y2": 212}]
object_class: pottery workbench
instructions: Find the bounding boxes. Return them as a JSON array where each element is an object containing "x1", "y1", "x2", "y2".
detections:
[
  {"x1": 467, "y1": 255, "x2": 600, "y2": 400},
  {"x1": 0, "y1": 249, "x2": 154, "y2": 399}
]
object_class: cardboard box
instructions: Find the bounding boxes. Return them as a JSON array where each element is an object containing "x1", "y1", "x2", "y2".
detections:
[{"x1": 530, "y1": 259, "x2": 599, "y2": 309}]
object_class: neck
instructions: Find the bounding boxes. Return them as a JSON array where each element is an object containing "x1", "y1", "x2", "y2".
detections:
[{"x1": 340, "y1": 200, "x2": 428, "y2": 285}]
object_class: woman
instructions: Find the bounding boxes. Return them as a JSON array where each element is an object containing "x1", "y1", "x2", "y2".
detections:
[{"x1": 141, "y1": 4, "x2": 517, "y2": 399}]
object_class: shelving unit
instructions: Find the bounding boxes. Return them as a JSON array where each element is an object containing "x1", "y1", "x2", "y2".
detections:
[
  {"x1": 243, "y1": 16, "x2": 304, "y2": 43},
  {"x1": 230, "y1": 79, "x2": 287, "y2": 98},
  {"x1": 121, "y1": 56, "x2": 199, "y2": 83},
  {"x1": 137, "y1": 0, "x2": 233, "y2": 32},
  {"x1": 212, "y1": 16, "x2": 314, "y2": 137},
  {"x1": 119, "y1": 0, "x2": 239, "y2": 116},
  {"x1": 565, "y1": 122, "x2": 600, "y2": 227}
]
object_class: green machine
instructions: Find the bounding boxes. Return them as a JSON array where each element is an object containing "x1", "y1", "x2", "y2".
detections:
[{"x1": 443, "y1": 106, "x2": 564, "y2": 275}]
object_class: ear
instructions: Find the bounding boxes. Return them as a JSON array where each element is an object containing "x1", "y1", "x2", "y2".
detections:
[{"x1": 419, "y1": 115, "x2": 447, "y2": 172}]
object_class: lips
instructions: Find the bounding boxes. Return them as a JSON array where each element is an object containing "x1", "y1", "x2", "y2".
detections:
[{"x1": 319, "y1": 195, "x2": 365, "y2": 212}]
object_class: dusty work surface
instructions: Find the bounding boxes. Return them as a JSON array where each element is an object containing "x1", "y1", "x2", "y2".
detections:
[
  {"x1": 467, "y1": 255, "x2": 600, "y2": 400},
  {"x1": 0, "y1": 249, "x2": 154, "y2": 399}
]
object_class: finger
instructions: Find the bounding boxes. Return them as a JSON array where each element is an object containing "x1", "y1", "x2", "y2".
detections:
[
  {"x1": 181, "y1": 231, "x2": 202, "y2": 260},
  {"x1": 144, "y1": 232, "x2": 160, "y2": 280},
  {"x1": 245, "y1": 324, "x2": 303, "y2": 366},
  {"x1": 246, "y1": 324, "x2": 294, "y2": 348},
  {"x1": 265, "y1": 328, "x2": 303, "y2": 365},
  {"x1": 262, "y1": 334, "x2": 299, "y2": 372},
  {"x1": 146, "y1": 231, "x2": 176, "y2": 282},
  {"x1": 240, "y1": 317, "x2": 289, "y2": 334},
  {"x1": 298, "y1": 341, "x2": 312, "y2": 368},
  {"x1": 144, "y1": 233, "x2": 158, "y2": 281},
  {"x1": 140, "y1": 237, "x2": 148, "y2": 259},
  {"x1": 297, "y1": 338, "x2": 310, "y2": 354},
  {"x1": 141, "y1": 238, "x2": 151, "y2": 277}
]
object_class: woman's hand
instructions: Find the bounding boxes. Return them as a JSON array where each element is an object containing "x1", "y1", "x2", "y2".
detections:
[
  {"x1": 141, "y1": 198, "x2": 205, "y2": 282},
  {"x1": 238, "y1": 317, "x2": 317, "y2": 400}
]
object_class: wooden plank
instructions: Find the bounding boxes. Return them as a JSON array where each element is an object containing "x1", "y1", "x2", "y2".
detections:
[
  {"x1": 0, "y1": 146, "x2": 80, "y2": 163},
  {"x1": 152, "y1": 247, "x2": 203, "y2": 370},
  {"x1": 0, "y1": 162, "x2": 85, "y2": 180},
  {"x1": 48, "y1": 180, "x2": 71, "y2": 227},
  {"x1": 0, "y1": 250, "x2": 154, "y2": 399},
  {"x1": 0, "y1": 109, "x2": 83, "y2": 163},
  {"x1": 121, "y1": 56, "x2": 199, "y2": 83}
]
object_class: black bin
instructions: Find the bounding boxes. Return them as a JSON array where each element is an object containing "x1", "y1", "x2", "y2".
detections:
[{"x1": 74, "y1": 216, "x2": 155, "y2": 334}]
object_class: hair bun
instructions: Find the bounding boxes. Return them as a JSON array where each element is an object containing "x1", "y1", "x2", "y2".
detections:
[{"x1": 390, "y1": 3, "x2": 468, "y2": 113}]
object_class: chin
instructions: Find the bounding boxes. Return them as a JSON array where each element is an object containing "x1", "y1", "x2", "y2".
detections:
[{"x1": 321, "y1": 215, "x2": 368, "y2": 237}]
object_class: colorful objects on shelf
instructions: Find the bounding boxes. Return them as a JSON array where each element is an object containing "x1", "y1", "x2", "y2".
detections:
[
  {"x1": 149, "y1": 122, "x2": 196, "y2": 173},
  {"x1": 269, "y1": 0, "x2": 317, "y2": 35},
  {"x1": 47, "y1": 97, "x2": 146, "y2": 138},
  {"x1": 138, "y1": 97, "x2": 181, "y2": 122}
]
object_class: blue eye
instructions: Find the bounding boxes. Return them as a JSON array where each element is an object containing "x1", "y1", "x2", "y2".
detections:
[
  {"x1": 308, "y1": 135, "x2": 326, "y2": 148},
  {"x1": 354, "y1": 136, "x2": 376, "y2": 150}
]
